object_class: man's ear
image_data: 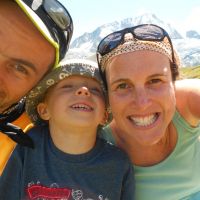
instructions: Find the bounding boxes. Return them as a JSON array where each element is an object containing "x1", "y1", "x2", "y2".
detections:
[{"x1": 37, "y1": 103, "x2": 50, "y2": 121}]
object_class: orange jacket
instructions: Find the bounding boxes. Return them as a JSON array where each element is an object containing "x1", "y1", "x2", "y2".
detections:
[{"x1": 0, "y1": 112, "x2": 33, "y2": 175}]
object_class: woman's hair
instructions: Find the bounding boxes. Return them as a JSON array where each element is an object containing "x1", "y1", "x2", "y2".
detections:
[{"x1": 170, "y1": 62, "x2": 179, "y2": 81}]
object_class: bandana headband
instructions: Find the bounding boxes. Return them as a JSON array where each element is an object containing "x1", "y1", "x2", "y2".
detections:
[{"x1": 99, "y1": 38, "x2": 175, "y2": 72}]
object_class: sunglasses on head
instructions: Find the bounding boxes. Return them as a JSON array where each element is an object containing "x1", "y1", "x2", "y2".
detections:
[
  {"x1": 20, "y1": 0, "x2": 73, "y2": 60},
  {"x1": 97, "y1": 24, "x2": 175, "y2": 65}
]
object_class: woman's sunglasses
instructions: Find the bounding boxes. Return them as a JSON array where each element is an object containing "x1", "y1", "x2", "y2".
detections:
[{"x1": 97, "y1": 24, "x2": 175, "y2": 65}]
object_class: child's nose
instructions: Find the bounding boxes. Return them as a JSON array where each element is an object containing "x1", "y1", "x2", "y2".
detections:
[{"x1": 75, "y1": 86, "x2": 90, "y2": 96}]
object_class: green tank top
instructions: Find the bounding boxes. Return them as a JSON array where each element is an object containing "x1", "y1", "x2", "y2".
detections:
[{"x1": 100, "y1": 111, "x2": 200, "y2": 200}]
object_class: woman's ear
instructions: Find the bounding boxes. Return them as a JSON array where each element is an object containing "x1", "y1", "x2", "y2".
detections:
[{"x1": 37, "y1": 102, "x2": 50, "y2": 121}]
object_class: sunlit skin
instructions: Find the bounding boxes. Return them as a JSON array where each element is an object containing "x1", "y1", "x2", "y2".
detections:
[
  {"x1": 0, "y1": 1, "x2": 55, "y2": 112},
  {"x1": 37, "y1": 75, "x2": 106, "y2": 154},
  {"x1": 105, "y1": 51, "x2": 177, "y2": 166}
]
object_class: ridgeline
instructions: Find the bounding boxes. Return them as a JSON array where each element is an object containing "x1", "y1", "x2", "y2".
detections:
[{"x1": 180, "y1": 66, "x2": 200, "y2": 79}]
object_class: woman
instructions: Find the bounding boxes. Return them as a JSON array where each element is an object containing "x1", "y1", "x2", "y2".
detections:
[{"x1": 96, "y1": 24, "x2": 200, "y2": 200}]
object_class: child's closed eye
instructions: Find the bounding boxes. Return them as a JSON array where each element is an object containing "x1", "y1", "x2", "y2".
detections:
[
  {"x1": 90, "y1": 87, "x2": 103, "y2": 96},
  {"x1": 61, "y1": 84, "x2": 73, "y2": 89}
]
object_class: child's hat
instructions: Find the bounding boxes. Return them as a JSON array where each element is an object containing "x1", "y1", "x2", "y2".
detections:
[{"x1": 26, "y1": 59, "x2": 106, "y2": 125}]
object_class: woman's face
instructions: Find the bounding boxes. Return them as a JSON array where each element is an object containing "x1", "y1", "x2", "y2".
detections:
[{"x1": 105, "y1": 50, "x2": 176, "y2": 146}]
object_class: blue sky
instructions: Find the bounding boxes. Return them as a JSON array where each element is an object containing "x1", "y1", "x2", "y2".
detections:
[{"x1": 59, "y1": 0, "x2": 200, "y2": 39}]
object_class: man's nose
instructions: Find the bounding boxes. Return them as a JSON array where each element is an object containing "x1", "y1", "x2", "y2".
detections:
[{"x1": 75, "y1": 86, "x2": 90, "y2": 96}]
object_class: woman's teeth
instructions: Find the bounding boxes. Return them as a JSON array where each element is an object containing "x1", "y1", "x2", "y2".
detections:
[{"x1": 129, "y1": 113, "x2": 158, "y2": 127}]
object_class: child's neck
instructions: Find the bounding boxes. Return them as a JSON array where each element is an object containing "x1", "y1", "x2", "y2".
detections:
[{"x1": 49, "y1": 124, "x2": 97, "y2": 155}]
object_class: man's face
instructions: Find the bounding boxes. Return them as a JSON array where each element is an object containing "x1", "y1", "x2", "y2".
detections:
[{"x1": 0, "y1": 1, "x2": 55, "y2": 113}]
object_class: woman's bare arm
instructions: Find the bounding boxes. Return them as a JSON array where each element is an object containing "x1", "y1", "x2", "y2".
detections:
[{"x1": 175, "y1": 79, "x2": 200, "y2": 126}]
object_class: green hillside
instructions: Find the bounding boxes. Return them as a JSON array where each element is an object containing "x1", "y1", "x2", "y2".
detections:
[{"x1": 180, "y1": 66, "x2": 200, "y2": 79}]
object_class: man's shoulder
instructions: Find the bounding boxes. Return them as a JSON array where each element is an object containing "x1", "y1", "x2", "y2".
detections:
[{"x1": 13, "y1": 112, "x2": 33, "y2": 131}]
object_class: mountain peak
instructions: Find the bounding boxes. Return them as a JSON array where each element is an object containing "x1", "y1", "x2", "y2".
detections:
[
  {"x1": 67, "y1": 13, "x2": 200, "y2": 67},
  {"x1": 186, "y1": 30, "x2": 200, "y2": 39},
  {"x1": 134, "y1": 13, "x2": 163, "y2": 25}
]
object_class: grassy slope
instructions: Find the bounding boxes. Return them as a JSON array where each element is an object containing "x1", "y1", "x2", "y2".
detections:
[{"x1": 180, "y1": 66, "x2": 200, "y2": 79}]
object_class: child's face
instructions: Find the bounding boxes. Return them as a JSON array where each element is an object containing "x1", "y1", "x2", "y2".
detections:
[{"x1": 37, "y1": 75, "x2": 106, "y2": 129}]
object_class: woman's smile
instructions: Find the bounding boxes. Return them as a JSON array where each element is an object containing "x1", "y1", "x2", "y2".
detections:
[{"x1": 128, "y1": 112, "x2": 160, "y2": 127}]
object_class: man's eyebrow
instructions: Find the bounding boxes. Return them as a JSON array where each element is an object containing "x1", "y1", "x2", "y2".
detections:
[{"x1": 11, "y1": 57, "x2": 37, "y2": 73}]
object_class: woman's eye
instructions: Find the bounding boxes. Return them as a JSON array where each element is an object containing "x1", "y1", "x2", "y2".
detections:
[
  {"x1": 148, "y1": 79, "x2": 162, "y2": 84},
  {"x1": 116, "y1": 83, "x2": 129, "y2": 89}
]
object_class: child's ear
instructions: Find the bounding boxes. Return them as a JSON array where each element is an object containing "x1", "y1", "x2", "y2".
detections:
[{"x1": 37, "y1": 103, "x2": 50, "y2": 121}]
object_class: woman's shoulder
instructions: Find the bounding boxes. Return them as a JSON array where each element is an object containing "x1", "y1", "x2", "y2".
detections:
[
  {"x1": 175, "y1": 79, "x2": 200, "y2": 127},
  {"x1": 175, "y1": 79, "x2": 200, "y2": 93}
]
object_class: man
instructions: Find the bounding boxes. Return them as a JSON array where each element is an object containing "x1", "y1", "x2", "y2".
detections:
[{"x1": 0, "y1": 0, "x2": 73, "y2": 175}]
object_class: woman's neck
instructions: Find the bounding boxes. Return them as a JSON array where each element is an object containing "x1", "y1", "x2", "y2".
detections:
[{"x1": 110, "y1": 120, "x2": 177, "y2": 167}]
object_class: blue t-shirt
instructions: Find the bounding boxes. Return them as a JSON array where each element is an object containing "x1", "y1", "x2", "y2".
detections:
[{"x1": 0, "y1": 125, "x2": 135, "y2": 200}]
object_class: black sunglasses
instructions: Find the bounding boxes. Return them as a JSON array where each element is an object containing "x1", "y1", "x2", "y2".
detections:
[
  {"x1": 97, "y1": 24, "x2": 175, "y2": 66},
  {"x1": 21, "y1": 0, "x2": 73, "y2": 60}
]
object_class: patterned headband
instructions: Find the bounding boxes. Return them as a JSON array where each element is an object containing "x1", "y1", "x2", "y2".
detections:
[{"x1": 99, "y1": 37, "x2": 177, "y2": 72}]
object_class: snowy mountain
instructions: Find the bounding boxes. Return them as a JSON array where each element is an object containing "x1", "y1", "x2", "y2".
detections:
[
  {"x1": 186, "y1": 30, "x2": 200, "y2": 39},
  {"x1": 66, "y1": 13, "x2": 200, "y2": 67}
]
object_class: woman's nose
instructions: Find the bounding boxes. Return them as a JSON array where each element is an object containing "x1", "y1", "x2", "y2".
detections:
[
  {"x1": 134, "y1": 88, "x2": 151, "y2": 109},
  {"x1": 75, "y1": 86, "x2": 90, "y2": 96}
]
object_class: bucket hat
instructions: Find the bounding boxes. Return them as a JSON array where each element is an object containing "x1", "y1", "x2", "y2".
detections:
[{"x1": 26, "y1": 59, "x2": 106, "y2": 125}]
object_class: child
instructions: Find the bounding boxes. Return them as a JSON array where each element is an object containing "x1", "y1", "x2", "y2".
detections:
[{"x1": 0, "y1": 59, "x2": 135, "y2": 200}]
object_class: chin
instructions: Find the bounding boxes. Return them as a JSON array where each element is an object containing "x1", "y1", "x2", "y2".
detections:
[{"x1": 134, "y1": 129, "x2": 166, "y2": 146}]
